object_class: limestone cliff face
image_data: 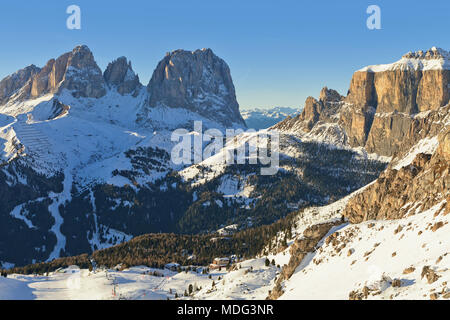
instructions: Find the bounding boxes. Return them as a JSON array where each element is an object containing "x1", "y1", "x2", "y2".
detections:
[
  {"x1": 275, "y1": 87, "x2": 343, "y2": 133},
  {"x1": 0, "y1": 65, "x2": 41, "y2": 104},
  {"x1": 346, "y1": 71, "x2": 376, "y2": 107},
  {"x1": 275, "y1": 47, "x2": 450, "y2": 157},
  {"x1": 417, "y1": 69, "x2": 450, "y2": 112},
  {"x1": 352, "y1": 48, "x2": 449, "y2": 154},
  {"x1": 343, "y1": 129, "x2": 450, "y2": 224},
  {"x1": 347, "y1": 68, "x2": 449, "y2": 115},
  {"x1": 103, "y1": 57, "x2": 142, "y2": 96},
  {"x1": 146, "y1": 48, "x2": 245, "y2": 127},
  {"x1": 298, "y1": 96, "x2": 323, "y2": 131},
  {"x1": 33, "y1": 45, "x2": 107, "y2": 99},
  {"x1": 365, "y1": 103, "x2": 450, "y2": 156}
]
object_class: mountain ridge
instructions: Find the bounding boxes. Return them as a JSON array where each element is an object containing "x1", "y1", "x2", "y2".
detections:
[
  {"x1": 0, "y1": 46, "x2": 448, "y2": 277},
  {"x1": 273, "y1": 47, "x2": 450, "y2": 157}
]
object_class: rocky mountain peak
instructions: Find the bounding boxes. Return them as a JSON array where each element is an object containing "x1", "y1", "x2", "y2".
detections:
[
  {"x1": 360, "y1": 47, "x2": 450, "y2": 73},
  {"x1": 343, "y1": 127, "x2": 449, "y2": 224},
  {"x1": 319, "y1": 87, "x2": 343, "y2": 104},
  {"x1": 0, "y1": 65, "x2": 41, "y2": 104},
  {"x1": 104, "y1": 56, "x2": 142, "y2": 96},
  {"x1": 59, "y1": 45, "x2": 106, "y2": 98},
  {"x1": 402, "y1": 47, "x2": 450, "y2": 60},
  {"x1": 146, "y1": 48, "x2": 245, "y2": 127},
  {"x1": 274, "y1": 47, "x2": 449, "y2": 157}
]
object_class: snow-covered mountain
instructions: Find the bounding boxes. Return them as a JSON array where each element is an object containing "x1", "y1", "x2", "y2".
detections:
[
  {"x1": 0, "y1": 47, "x2": 449, "y2": 301},
  {"x1": 0, "y1": 46, "x2": 389, "y2": 268},
  {"x1": 241, "y1": 107, "x2": 299, "y2": 130},
  {"x1": 0, "y1": 45, "x2": 247, "y2": 266},
  {"x1": 275, "y1": 47, "x2": 450, "y2": 157}
]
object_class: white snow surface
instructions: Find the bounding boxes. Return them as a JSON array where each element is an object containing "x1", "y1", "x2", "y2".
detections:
[
  {"x1": 359, "y1": 47, "x2": 450, "y2": 72},
  {"x1": 280, "y1": 201, "x2": 449, "y2": 300}
]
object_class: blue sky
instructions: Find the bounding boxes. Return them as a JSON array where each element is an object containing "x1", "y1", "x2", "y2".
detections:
[{"x1": 0, "y1": 0, "x2": 449, "y2": 109}]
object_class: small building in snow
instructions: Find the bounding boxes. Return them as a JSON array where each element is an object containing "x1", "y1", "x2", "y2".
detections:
[{"x1": 209, "y1": 257, "x2": 230, "y2": 270}]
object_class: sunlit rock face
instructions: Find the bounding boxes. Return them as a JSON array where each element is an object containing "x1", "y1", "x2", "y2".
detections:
[
  {"x1": 30, "y1": 45, "x2": 107, "y2": 99},
  {"x1": 146, "y1": 48, "x2": 246, "y2": 128},
  {"x1": 275, "y1": 47, "x2": 450, "y2": 157},
  {"x1": 0, "y1": 65, "x2": 41, "y2": 105}
]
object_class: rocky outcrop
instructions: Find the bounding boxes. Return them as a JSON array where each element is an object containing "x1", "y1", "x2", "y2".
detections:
[
  {"x1": 343, "y1": 129, "x2": 450, "y2": 224},
  {"x1": 146, "y1": 48, "x2": 245, "y2": 127},
  {"x1": 267, "y1": 220, "x2": 342, "y2": 300},
  {"x1": 0, "y1": 65, "x2": 41, "y2": 104},
  {"x1": 1, "y1": 46, "x2": 246, "y2": 128},
  {"x1": 298, "y1": 97, "x2": 323, "y2": 131},
  {"x1": 346, "y1": 71, "x2": 376, "y2": 107},
  {"x1": 274, "y1": 87, "x2": 343, "y2": 133},
  {"x1": 319, "y1": 87, "x2": 343, "y2": 104},
  {"x1": 439, "y1": 131, "x2": 450, "y2": 161},
  {"x1": 274, "y1": 47, "x2": 450, "y2": 157},
  {"x1": 417, "y1": 70, "x2": 450, "y2": 112},
  {"x1": 339, "y1": 103, "x2": 375, "y2": 147},
  {"x1": 0, "y1": 45, "x2": 107, "y2": 104},
  {"x1": 104, "y1": 57, "x2": 142, "y2": 96},
  {"x1": 40, "y1": 45, "x2": 107, "y2": 98}
]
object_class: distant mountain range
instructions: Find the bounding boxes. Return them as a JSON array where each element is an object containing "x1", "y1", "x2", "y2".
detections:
[{"x1": 241, "y1": 107, "x2": 300, "y2": 130}]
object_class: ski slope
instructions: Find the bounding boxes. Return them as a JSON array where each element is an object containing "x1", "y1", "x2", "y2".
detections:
[{"x1": 280, "y1": 201, "x2": 450, "y2": 300}]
